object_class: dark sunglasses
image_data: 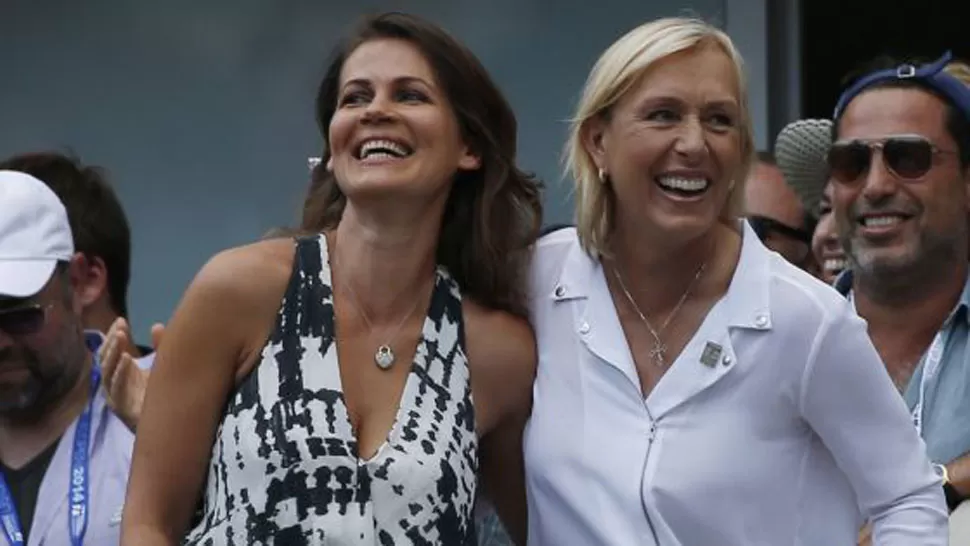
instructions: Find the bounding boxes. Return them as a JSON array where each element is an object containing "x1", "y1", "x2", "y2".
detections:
[
  {"x1": 0, "y1": 304, "x2": 49, "y2": 336},
  {"x1": 827, "y1": 135, "x2": 955, "y2": 184},
  {"x1": 748, "y1": 215, "x2": 812, "y2": 245}
]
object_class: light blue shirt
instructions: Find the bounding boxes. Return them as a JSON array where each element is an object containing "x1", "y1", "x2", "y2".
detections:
[
  {"x1": 0, "y1": 332, "x2": 134, "y2": 546},
  {"x1": 836, "y1": 270, "x2": 970, "y2": 465},
  {"x1": 903, "y1": 276, "x2": 970, "y2": 464}
]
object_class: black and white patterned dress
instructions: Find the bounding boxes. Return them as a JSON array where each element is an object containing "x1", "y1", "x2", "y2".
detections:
[{"x1": 184, "y1": 234, "x2": 478, "y2": 545}]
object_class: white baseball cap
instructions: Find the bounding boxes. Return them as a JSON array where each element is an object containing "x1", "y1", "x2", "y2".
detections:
[{"x1": 0, "y1": 170, "x2": 75, "y2": 298}]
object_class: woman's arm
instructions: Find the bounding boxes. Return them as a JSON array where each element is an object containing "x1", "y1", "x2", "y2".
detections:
[
  {"x1": 120, "y1": 243, "x2": 289, "y2": 545},
  {"x1": 800, "y1": 305, "x2": 948, "y2": 545},
  {"x1": 466, "y1": 307, "x2": 537, "y2": 546}
]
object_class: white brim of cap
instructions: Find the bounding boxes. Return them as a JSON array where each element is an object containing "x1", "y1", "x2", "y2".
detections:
[{"x1": 0, "y1": 259, "x2": 58, "y2": 298}]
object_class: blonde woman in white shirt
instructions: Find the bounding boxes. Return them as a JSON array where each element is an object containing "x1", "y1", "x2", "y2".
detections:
[{"x1": 524, "y1": 17, "x2": 948, "y2": 545}]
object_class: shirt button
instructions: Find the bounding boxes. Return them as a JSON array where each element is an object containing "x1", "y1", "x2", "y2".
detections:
[
  {"x1": 555, "y1": 285, "x2": 566, "y2": 298},
  {"x1": 755, "y1": 314, "x2": 768, "y2": 327},
  {"x1": 578, "y1": 322, "x2": 590, "y2": 334},
  {"x1": 722, "y1": 354, "x2": 733, "y2": 366}
]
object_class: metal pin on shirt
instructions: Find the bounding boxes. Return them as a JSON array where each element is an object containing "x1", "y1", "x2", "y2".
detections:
[{"x1": 700, "y1": 342, "x2": 723, "y2": 368}]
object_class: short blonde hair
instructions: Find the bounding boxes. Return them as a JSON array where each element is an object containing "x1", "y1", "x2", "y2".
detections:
[{"x1": 565, "y1": 17, "x2": 756, "y2": 257}]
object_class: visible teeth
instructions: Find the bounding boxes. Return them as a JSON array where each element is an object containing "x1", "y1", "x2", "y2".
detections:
[
  {"x1": 862, "y1": 215, "x2": 903, "y2": 228},
  {"x1": 824, "y1": 259, "x2": 846, "y2": 272},
  {"x1": 359, "y1": 139, "x2": 409, "y2": 159},
  {"x1": 657, "y1": 176, "x2": 709, "y2": 192},
  {"x1": 363, "y1": 152, "x2": 397, "y2": 161}
]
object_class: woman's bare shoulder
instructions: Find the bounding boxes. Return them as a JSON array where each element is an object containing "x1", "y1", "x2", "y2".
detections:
[
  {"x1": 192, "y1": 238, "x2": 296, "y2": 300},
  {"x1": 462, "y1": 299, "x2": 535, "y2": 364},
  {"x1": 174, "y1": 238, "x2": 298, "y2": 358},
  {"x1": 462, "y1": 299, "x2": 537, "y2": 424}
]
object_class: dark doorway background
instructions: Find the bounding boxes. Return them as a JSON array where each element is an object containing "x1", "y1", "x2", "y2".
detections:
[{"x1": 801, "y1": 0, "x2": 968, "y2": 119}]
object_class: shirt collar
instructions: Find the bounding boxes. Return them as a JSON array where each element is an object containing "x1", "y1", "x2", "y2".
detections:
[
  {"x1": 833, "y1": 268, "x2": 853, "y2": 296},
  {"x1": 953, "y1": 272, "x2": 970, "y2": 325},
  {"x1": 551, "y1": 220, "x2": 774, "y2": 330},
  {"x1": 836, "y1": 269, "x2": 970, "y2": 325},
  {"x1": 84, "y1": 329, "x2": 105, "y2": 354}
]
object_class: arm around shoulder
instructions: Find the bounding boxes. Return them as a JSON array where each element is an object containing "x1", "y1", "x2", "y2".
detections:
[
  {"x1": 465, "y1": 305, "x2": 537, "y2": 546},
  {"x1": 800, "y1": 306, "x2": 948, "y2": 545},
  {"x1": 120, "y1": 241, "x2": 293, "y2": 545}
]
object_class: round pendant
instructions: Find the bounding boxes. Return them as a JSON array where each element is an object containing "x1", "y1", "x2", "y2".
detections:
[{"x1": 375, "y1": 345, "x2": 395, "y2": 370}]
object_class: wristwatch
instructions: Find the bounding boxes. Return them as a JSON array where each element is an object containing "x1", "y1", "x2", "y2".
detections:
[{"x1": 934, "y1": 463, "x2": 965, "y2": 511}]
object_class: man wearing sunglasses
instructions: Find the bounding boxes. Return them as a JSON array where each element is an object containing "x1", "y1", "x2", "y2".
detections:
[
  {"x1": 744, "y1": 151, "x2": 818, "y2": 274},
  {"x1": 0, "y1": 152, "x2": 155, "y2": 434},
  {"x1": 0, "y1": 152, "x2": 148, "y2": 362},
  {"x1": 828, "y1": 52, "x2": 970, "y2": 538},
  {"x1": 0, "y1": 171, "x2": 133, "y2": 546}
]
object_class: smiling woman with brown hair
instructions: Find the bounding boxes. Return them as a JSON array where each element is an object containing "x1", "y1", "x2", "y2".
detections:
[{"x1": 120, "y1": 12, "x2": 541, "y2": 545}]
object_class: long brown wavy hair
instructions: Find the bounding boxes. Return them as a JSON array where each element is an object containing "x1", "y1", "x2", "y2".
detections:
[{"x1": 301, "y1": 12, "x2": 543, "y2": 318}]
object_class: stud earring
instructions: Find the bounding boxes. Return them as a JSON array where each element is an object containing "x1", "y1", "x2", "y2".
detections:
[{"x1": 598, "y1": 168, "x2": 607, "y2": 184}]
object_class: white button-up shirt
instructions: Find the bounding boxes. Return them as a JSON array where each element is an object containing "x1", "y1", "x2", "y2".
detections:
[{"x1": 524, "y1": 223, "x2": 947, "y2": 545}]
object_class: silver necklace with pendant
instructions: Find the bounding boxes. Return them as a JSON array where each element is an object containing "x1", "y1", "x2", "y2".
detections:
[
  {"x1": 612, "y1": 259, "x2": 707, "y2": 368},
  {"x1": 340, "y1": 275, "x2": 427, "y2": 371}
]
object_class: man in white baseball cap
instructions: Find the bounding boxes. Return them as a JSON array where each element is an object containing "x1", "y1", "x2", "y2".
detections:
[
  {"x1": 0, "y1": 172, "x2": 74, "y2": 298},
  {"x1": 0, "y1": 170, "x2": 133, "y2": 546},
  {"x1": 0, "y1": 151, "x2": 157, "y2": 432}
]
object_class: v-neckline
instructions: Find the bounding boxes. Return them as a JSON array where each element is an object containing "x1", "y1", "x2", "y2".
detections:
[{"x1": 320, "y1": 233, "x2": 438, "y2": 464}]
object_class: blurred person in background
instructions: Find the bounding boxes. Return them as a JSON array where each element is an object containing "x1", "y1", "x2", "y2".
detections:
[
  {"x1": 775, "y1": 118, "x2": 848, "y2": 284},
  {"x1": 743, "y1": 150, "x2": 817, "y2": 273},
  {"x1": 812, "y1": 181, "x2": 847, "y2": 284},
  {"x1": 0, "y1": 151, "x2": 157, "y2": 432},
  {"x1": 0, "y1": 171, "x2": 135, "y2": 546}
]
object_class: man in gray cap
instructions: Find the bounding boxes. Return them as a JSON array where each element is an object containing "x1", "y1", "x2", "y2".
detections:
[{"x1": 775, "y1": 118, "x2": 848, "y2": 284}]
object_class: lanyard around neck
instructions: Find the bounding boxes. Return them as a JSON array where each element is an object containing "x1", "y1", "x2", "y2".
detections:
[
  {"x1": 913, "y1": 329, "x2": 947, "y2": 436},
  {"x1": 0, "y1": 364, "x2": 101, "y2": 546}
]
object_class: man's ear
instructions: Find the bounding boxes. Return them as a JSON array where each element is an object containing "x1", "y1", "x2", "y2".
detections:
[{"x1": 68, "y1": 253, "x2": 108, "y2": 313}]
